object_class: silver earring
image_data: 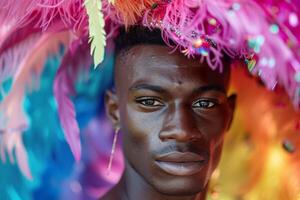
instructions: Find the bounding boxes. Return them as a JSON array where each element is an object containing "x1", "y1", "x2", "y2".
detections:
[{"x1": 107, "y1": 127, "x2": 120, "y2": 173}]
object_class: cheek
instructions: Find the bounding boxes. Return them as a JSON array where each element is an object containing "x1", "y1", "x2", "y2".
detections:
[
  {"x1": 204, "y1": 141, "x2": 223, "y2": 179},
  {"x1": 200, "y1": 108, "x2": 228, "y2": 174},
  {"x1": 199, "y1": 106, "x2": 229, "y2": 134},
  {"x1": 195, "y1": 106, "x2": 229, "y2": 170},
  {"x1": 119, "y1": 104, "x2": 163, "y2": 156},
  {"x1": 197, "y1": 108, "x2": 229, "y2": 141}
]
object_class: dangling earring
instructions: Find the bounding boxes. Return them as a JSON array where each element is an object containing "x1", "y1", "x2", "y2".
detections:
[{"x1": 107, "y1": 127, "x2": 120, "y2": 173}]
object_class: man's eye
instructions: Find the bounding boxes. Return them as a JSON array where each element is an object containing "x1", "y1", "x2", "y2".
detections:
[
  {"x1": 192, "y1": 100, "x2": 216, "y2": 109},
  {"x1": 136, "y1": 98, "x2": 164, "y2": 107}
]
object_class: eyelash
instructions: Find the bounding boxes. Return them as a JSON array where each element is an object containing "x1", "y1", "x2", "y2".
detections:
[
  {"x1": 135, "y1": 97, "x2": 164, "y2": 107},
  {"x1": 192, "y1": 99, "x2": 218, "y2": 109},
  {"x1": 136, "y1": 97, "x2": 218, "y2": 109}
]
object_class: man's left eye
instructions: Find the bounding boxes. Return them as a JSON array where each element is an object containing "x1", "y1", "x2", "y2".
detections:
[{"x1": 192, "y1": 100, "x2": 216, "y2": 109}]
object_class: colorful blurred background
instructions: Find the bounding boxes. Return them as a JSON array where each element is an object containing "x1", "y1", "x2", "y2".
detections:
[{"x1": 1, "y1": 0, "x2": 300, "y2": 199}]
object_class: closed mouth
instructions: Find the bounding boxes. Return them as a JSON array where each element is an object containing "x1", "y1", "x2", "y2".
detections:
[{"x1": 155, "y1": 151, "x2": 207, "y2": 176}]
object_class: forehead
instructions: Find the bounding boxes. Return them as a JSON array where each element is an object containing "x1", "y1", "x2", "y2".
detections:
[{"x1": 114, "y1": 45, "x2": 229, "y2": 91}]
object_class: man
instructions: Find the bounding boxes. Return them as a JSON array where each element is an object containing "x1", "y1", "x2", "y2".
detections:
[{"x1": 102, "y1": 26, "x2": 236, "y2": 200}]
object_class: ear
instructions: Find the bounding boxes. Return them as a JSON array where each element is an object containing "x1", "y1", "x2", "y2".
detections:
[
  {"x1": 226, "y1": 93, "x2": 237, "y2": 131},
  {"x1": 105, "y1": 90, "x2": 120, "y2": 128}
]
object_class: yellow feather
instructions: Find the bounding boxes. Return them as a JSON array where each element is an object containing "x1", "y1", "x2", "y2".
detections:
[
  {"x1": 108, "y1": 0, "x2": 115, "y2": 4},
  {"x1": 84, "y1": 0, "x2": 106, "y2": 68}
]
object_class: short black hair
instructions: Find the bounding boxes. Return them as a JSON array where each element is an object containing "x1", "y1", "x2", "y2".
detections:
[
  {"x1": 114, "y1": 25, "x2": 232, "y2": 74},
  {"x1": 114, "y1": 26, "x2": 168, "y2": 57}
]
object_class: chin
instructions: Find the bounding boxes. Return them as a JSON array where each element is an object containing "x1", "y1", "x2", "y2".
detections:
[{"x1": 151, "y1": 176, "x2": 208, "y2": 196}]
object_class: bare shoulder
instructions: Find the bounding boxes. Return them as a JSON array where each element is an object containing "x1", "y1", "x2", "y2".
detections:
[
  {"x1": 99, "y1": 186, "x2": 122, "y2": 200},
  {"x1": 99, "y1": 192, "x2": 114, "y2": 200}
]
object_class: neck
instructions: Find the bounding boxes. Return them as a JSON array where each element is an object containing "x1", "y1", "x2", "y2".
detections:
[{"x1": 114, "y1": 161, "x2": 208, "y2": 200}]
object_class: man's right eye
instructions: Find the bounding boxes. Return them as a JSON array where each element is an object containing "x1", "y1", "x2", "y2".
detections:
[{"x1": 135, "y1": 97, "x2": 164, "y2": 107}]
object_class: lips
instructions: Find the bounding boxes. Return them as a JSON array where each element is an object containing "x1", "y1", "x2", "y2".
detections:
[{"x1": 155, "y1": 152, "x2": 207, "y2": 176}]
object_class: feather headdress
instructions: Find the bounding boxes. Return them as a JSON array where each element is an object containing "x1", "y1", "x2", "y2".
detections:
[{"x1": 0, "y1": 0, "x2": 300, "y2": 178}]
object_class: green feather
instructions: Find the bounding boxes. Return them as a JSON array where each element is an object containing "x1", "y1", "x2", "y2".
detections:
[{"x1": 84, "y1": 0, "x2": 106, "y2": 68}]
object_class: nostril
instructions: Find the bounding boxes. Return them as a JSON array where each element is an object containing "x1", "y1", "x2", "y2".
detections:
[
  {"x1": 159, "y1": 130, "x2": 185, "y2": 141},
  {"x1": 159, "y1": 129, "x2": 201, "y2": 142},
  {"x1": 189, "y1": 135, "x2": 201, "y2": 142}
]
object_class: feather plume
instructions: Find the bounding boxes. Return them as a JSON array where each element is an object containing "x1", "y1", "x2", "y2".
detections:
[
  {"x1": 84, "y1": 0, "x2": 106, "y2": 67},
  {"x1": 108, "y1": 0, "x2": 115, "y2": 5},
  {"x1": 0, "y1": 31, "x2": 72, "y2": 178},
  {"x1": 140, "y1": 0, "x2": 300, "y2": 108},
  {"x1": 0, "y1": 33, "x2": 41, "y2": 88},
  {"x1": 0, "y1": 21, "x2": 71, "y2": 89},
  {"x1": 0, "y1": 131, "x2": 32, "y2": 179},
  {"x1": 0, "y1": 0, "x2": 88, "y2": 35},
  {"x1": 54, "y1": 39, "x2": 91, "y2": 162},
  {"x1": 114, "y1": 0, "x2": 157, "y2": 26},
  {"x1": 54, "y1": 79, "x2": 81, "y2": 161}
]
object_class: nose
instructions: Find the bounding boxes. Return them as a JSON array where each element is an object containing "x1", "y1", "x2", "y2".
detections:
[{"x1": 159, "y1": 102, "x2": 202, "y2": 142}]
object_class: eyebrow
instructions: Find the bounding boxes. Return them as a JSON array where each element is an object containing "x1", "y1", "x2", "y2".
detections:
[
  {"x1": 192, "y1": 85, "x2": 226, "y2": 94},
  {"x1": 129, "y1": 84, "x2": 167, "y2": 93},
  {"x1": 129, "y1": 83, "x2": 226, "y2": 94}
]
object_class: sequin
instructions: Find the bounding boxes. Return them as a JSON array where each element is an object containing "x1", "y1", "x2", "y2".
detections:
[
  {"x1": 246, "y1": 58, "x2": 257, "y2": 71},
  {"x1": 268, "y1": 58, "x2": 276, "y2": 68},
  {"x1": 248, "y1": 35, "x2": 265, "y2": 53},
  {"x1": 260, "y1": 57, "x2": 268, "y2": 66},
  {"x1": 282, "y1": 140, "x2": 295, "y2": 153},
  {"x1": 196, "y1": 47, "x2": 209, "y2": 56},
  {"x1": 151, "y1": 3, "x2": 158, "y2": 9},
  {"x1": 232, "y1": 3, "x2": 240, "y2": 10},
  {"x1": 208, "y1": 18, "x2": 217, "y2": 26},
  {"x1": 257, "y1": 35, "x2": 265, "y2": 45},
  {"x1": 270, "y1": 24, "x2": 279, "y2": 34},
  {"x1": 193, "y1": 38, "x2": 203, "y2": 48},
  {"x1": 289, "y1": 13, "x2": 298, "y2": 27},
  {"x1": 192, "y1": 38, "x2": 211, "y2": 56}
]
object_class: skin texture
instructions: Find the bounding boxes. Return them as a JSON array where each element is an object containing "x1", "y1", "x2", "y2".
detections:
[{"x1": 102, "y1": 44, "x2": 236, "y2": 200}]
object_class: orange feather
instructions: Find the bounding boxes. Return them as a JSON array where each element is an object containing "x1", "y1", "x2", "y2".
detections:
[{"x1": 114, "y1": 0, "x2": 158, "y2": 26}]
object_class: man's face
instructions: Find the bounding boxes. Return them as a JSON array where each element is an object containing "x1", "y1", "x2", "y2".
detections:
[{"x1": 106, "y1": 45, "x2": 235, "y2": 196}]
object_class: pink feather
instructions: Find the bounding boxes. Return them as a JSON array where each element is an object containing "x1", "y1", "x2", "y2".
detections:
[
  {"x1": 0, "y1": 20, "x2": 69, "y2": 87},
  {"x1": 0, "y1": 33, "x2": 41, "y2": 87},
  {"x1": 0, "y1": 0, "x2": 88, "y2": 34},
  {"x1": 0, "y1": 31, "x2": 72, "y2": 178},
  {"x1": 139, "y1": 0, "x2": 300, "y2": 107},
  {"x1": 0, "y1": 131, "x2": 32, "y2": 180},
  {"x1": 54, "y1": 39, "x2": 91, "y2": 162}
]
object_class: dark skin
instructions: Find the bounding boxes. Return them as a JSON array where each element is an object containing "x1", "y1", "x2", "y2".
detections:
[{"x1": 102, "y1": 45, "x2": 236, "y2": 200}]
